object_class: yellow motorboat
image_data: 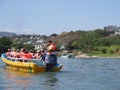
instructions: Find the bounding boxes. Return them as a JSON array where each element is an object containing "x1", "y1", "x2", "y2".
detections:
[{"x1": 1, "y1": 53, "x2": 62, "y2": 73}]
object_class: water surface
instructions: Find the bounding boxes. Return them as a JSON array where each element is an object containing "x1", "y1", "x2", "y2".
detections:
[{"x1": 0, "y1": 57, "x2": 120, "y2": 90}]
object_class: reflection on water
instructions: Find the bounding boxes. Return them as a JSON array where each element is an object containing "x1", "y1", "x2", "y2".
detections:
[
  {"x1": 0, "y1": 69, "x2": 32, "y2": 90},
  {"x1": 41, "y1": 72, "x2": 58, "y2": 90},
  {"x1": 1, "y1": 58, "x2": 120, "y2": 90},
  {"x1": 43, "y1": 73, "x2": 58, "y2": 86},
  {"x1": 0, "y1": 69, "x2": 59, "y2": 90}
]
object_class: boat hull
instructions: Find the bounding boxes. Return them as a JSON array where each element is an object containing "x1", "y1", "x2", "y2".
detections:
[{"x1": 1, "y1": 53, "x2": 62, "y2": 73}]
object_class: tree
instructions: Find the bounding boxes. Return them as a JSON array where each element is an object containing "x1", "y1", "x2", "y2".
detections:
[
  {"x1": 68, "y1": 31, "x2": 99, "y2": 52},
  {"x1": 23, "y1": 44, "x2": 35, "y2": 50},
  {"x1": 11, "y1": 42, "x2": 23, "y2": 49},
  {"x1": 0, "y1": 37, "x2": 12, "y2": 54},
  {"x1": 11, "y1": 42, "x2": 35, "y2": 50}
]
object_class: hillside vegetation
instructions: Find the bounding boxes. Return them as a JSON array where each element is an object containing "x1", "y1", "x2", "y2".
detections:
[
  {"x1": 45, "y1": 26, "x2": 120, "y2": 57},
  {"x1": 0, "y1": 25, "x2": 120, "y2": 57}
]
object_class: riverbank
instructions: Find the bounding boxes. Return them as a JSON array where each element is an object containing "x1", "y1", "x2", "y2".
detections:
[
  {"x1": 59, "y1": 51, "x2": 120, "y2": 59},
  {"x1": 75, "y1": 54, "x2": 120, "y2": 59}
]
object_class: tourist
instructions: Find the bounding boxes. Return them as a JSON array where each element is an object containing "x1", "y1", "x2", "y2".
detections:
[
  {"x1": 24, "y1": 49, "x2": 32, "y2": 60},
  {"x1": 34, "y1": 50, "x2": 41, "y2": 59},
  {"x1": 6, "y1": 48, "x2": 11, "y2": 57},
  {"x1": 14, "y1": 49, "x2": 20, "y2": 58},
  {"x1": 45, "y1": 40, "x2": 57, "y2": 71},
  {"x1": 41, "y1": 50, "x2": 46, "y2": 61},
  {"x1": 19, "y1": 48, "x2": 26, "y2": 58}
]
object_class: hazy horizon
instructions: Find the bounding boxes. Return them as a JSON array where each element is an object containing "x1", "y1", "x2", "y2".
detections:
[{"x1": 0, "y1": 0, "x2": 120, "y2": 35}]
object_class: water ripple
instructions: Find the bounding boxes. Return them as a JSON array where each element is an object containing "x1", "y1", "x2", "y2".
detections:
[{"x1": 1, "y1": 58, "x2": 120, "y2": 90}]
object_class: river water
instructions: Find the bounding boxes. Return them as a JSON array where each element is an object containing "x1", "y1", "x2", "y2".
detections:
[{"x1": 0, "y1": 57, "x2": 120, "y2": 90}]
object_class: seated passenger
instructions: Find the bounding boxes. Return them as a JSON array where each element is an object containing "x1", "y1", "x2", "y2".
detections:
[
  {"x1": 14, "y1": 49, "x2": 20, "y2": 58},
  {"x1": 10, "y1": 49, "x2": 16, "y2": 57},
  {"x1": 19, "y1": 48, "x2": 26, "y2": 58},
  {"x1": 34, "y1": 50, "x2": 41, "y2": 59},
  {"x1": 41, "y1": 50, "x2": 46, "y2": 61},
  {"x1": 24, "y1": 50, "x2": 32, "y2": 60},
  {"x1": 6, "y1": 49, "x2": 11, "y2": 57}
]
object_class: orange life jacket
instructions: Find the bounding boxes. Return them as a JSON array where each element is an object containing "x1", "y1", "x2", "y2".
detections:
[
  {"x1": 24, "y1": 53, "x2": 32, "y2": 59},
  {"x1": 47, "y1": 43, "x2": 57, "y2": 51},
  {"x1": 47, "y1": 43, "x2": 57, "y2": 54}
]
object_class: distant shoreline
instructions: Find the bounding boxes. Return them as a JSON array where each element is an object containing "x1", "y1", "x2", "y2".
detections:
[{"x1": 75, "y1": 54, "x2": 120, "y2": 59}]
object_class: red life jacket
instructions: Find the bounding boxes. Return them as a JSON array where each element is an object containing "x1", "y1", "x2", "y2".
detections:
[
  {"x1": 47, "y1": 43, "x2": 57, "y2": 51},
  {"x1": 47, "y1": 43, "x2": 57, "y2": 54},
  {"x1": 24, "y1": 53, "x2": 32, "y2": 59}
]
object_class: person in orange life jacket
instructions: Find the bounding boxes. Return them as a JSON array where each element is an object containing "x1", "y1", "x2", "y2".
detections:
[
  {"x1": 24, "y1": 50, "x2": 32, "y2": 60},
  {"x1": 45, "y1": 40, "x2": 57, "y2": 71},
  {"x1": 46, "y1": 40, "x2": 57, "y2": 55}
]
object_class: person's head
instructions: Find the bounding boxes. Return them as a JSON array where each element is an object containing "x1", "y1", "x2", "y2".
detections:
[
  {"x1": 25, "y1": 49, "x2": 29, "y2": 53},
  {"x1": 48, "y1": 40, "x2": 52, "y2": 43},
  {"x1": 16, "y1": 49, "x2": 20, "y2": 52},
  {"x1": 37, "y1": 50, "x2": 41, "y2": 53},
  {"x1": 47, "y1": 40, "x2": 52, "y2": 46},
  {"x1": 21, "y1": 48, "x2": 26, "y2": 52},
  {"x1": 29, "y1": 49, "x2": 33, "y2": 53},
  {"x1": 8, "y1": 48, "x2": 11, "y2": 52}
]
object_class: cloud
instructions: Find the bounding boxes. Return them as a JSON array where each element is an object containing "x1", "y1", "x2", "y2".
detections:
[
  {"x1": 0, "y1": 27, "x2": 17, "y2": 33},
  {"x1": 0, "y1": 27, "x2": 33, "y2": 34},
  {"x1": 20, "y1": 28, "x2": 33, "y2": 34}
]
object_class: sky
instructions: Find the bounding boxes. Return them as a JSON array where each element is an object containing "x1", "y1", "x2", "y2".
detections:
[{"x1": 0, "y1": 0, "x2": 120, "y2": 35}]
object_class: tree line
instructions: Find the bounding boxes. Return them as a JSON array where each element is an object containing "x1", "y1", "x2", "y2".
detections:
[
  {"x1": 0, "y1": 37, "x2": 34, "y2": 54},
  {"x1": 65, "y1": 29, "x2": 120, "y2": 56},
  {"x1": 0, "y1": 28, "x2": 120, "y2": 56}
]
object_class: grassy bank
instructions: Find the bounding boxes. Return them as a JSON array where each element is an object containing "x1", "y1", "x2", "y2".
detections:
[{"x1": 86, "y1": 52, "x2": 120, "y2": 57}]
